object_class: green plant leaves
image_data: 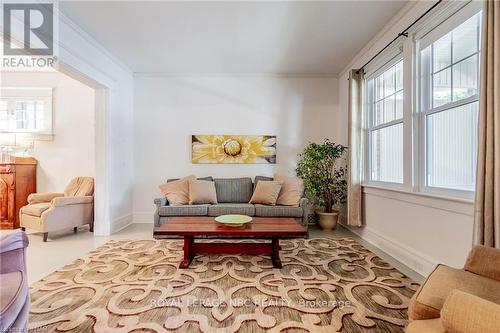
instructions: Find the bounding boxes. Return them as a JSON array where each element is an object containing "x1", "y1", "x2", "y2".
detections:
[{"x1": 296, "y1": 139, "x2": 348, "y2": 213}]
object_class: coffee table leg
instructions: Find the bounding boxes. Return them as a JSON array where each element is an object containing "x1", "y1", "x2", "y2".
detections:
[
  {"x1": 180, "y1": 236, "x2": 193, "y2": 269},
  {"x1": 271, "y1": 237, "x2": 282, "y2": 268}
]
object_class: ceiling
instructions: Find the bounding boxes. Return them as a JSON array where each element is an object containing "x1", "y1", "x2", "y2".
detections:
[{"x1": 60, "y1": 1, "x2": 408, "y2": 75}]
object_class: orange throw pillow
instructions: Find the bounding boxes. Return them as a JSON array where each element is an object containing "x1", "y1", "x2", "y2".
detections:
[
  {"x1": 274, "y1": 174, "x2": 304, "y2": 206},
  {"x1": 249, "y1": 181, "x2": 283, "y2": 206},
  {"x1": 159, "y1": 175, "x2": 196, "y2": 205}
]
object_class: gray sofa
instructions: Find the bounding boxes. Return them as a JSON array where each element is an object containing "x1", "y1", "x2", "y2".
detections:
[{"x1": 154, "y1": 176, "x2": 309, "y2": 233}]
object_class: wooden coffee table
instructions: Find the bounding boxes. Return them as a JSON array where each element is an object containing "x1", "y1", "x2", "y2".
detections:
[{"x1": 153, "y1": 216, "x2": 307, "y2": 269}]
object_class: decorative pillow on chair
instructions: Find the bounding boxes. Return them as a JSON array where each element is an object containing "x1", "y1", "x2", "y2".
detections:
[
  {"x1": 159, "y1": 175, "x2": 195, "y2": 205},
  {"x1": 274, "y1": 174, "x2": 304, "y2": 206},
  {"x1": 249, "y1": 181, "x2": 283, "y2": 206},
  {"x1": 189, "y1": 180, "x2": 218, "y2": 205}
]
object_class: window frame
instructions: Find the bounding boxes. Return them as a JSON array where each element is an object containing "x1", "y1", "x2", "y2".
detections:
[
  {"x1": 0, "y1": 87, "x2": 53, "y2": 136},
  {"x1": 417, "y1": 6, "x2": 482, "y2": 199},
  {"x1": 364, "y1": 54, "x2": 407, "y2": 189}
]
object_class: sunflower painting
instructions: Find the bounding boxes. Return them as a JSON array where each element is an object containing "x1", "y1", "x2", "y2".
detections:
[{"x1": 191, "y1": 135, "x2": 276, "y2": 164}]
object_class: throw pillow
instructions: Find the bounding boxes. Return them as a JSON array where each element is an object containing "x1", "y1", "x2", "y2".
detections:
[
  {"x1": 159, "y1": 175, "x2": 195, "y2": 205},
  {"x1": 274, "y1": 174, "x2": 304, "y2": 206},
  {"x1": 249, "y1": 181, "x2": 283, "y2": 206},
  {"x1": 189, "y1": 180, "x2": 218, "y2": 205}
]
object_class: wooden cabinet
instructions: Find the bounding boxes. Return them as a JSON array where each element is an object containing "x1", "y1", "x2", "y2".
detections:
[{"x1": 0, "y1": 157, "x2": 37, "y2": 229}]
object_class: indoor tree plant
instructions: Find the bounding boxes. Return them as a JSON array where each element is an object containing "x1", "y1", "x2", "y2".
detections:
[{"x1": 296, "y1": 139, "x2": 347, "y2": 230}]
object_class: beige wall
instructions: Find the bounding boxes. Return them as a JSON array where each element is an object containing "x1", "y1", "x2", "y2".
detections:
[{"x1": 1, "y1": 71, "x2": 95, "y2": 193}]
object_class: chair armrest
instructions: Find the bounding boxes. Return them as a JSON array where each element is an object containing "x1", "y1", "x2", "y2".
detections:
[
  {"x1": 464, "y1": 245, "x2": 500, "y2": 281},
  {"x1": 0, "y1": 231, "x2": 28, "y2": 254},
  {"x1": 441, "y1": 290, "x2": 500, "y2": 332},
  {"x1": 28, "y1": 192, "x2": 64, "y2": 204},
  {"x1": 51, "y1": 196, "x2": 93, "y2": 207},
  {"x1": 0, "y1": 231, "x2": 28, "y2": 274},
  {"x1": 154, "y1": 197, "x2": 168, "y2": 207}
]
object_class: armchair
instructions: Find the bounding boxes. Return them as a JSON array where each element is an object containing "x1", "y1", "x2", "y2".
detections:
[
  {"x1": 0, "y1": 231, "x2": 29, "y2": 332},
  {"x1": 20, "y1": 177, "x2": 94, "y2": 242},
  {"x1": 406, "y1": 245, "x2": 500, "y2": 332}
]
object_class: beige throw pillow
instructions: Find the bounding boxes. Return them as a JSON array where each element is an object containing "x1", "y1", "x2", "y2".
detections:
[
  {"x1": 189, "y1": 180, "x2": 218, "y2": 205},
  {"x1": 159, "y1": 175, "x2": 195, "y2": 205},
  {"x1": 249, "y1": 181, "x2": 283, "y2": 206},
  {"x1": 274, "y1": 174, "x2": 304, "y2": 206}
]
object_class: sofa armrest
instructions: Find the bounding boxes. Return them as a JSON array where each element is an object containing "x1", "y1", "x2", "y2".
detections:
[
  {"x1": 0, "y1": 231, "x2": 28, "y2": 274},
  {"x1": 154, "y1": 197, "x2": 168, "y2": 207},
  {"x1": 464, "y1": 245, "x2": 500, "y2": 281},
  {"x1": 28, "y1": 192, "x2": 64, "y2": 204},
  {"x1": 441, "y1": 290, "x2": 500, "y2": 332},
  {"x1": 299, "y1": 197, "x2": 309, "y2": 228},
  {"x1": 51, "y1": 196, "x2": 93, "y2": 207}
]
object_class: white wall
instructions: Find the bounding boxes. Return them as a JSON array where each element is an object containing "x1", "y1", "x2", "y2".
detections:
[
  {"x1": 1, "y1": 72, "x2": 95, "y2": 192},
  {"x1": 133, "y1": 75, "x2": 339, "y2": 220},
  {"x1": 337, "y1": 2, "x2": 474, "y2": 277},
  {"x1": 56, "y1": 12, "x2": 135, "y2": 235}
]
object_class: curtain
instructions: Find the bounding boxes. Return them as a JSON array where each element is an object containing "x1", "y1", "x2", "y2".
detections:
[
  {"x1": 473, "y1": 0, "x2": 500, "y2": 248},
  {"x1": 347, "y1": 69, "x2": 364, "y2": 227}
]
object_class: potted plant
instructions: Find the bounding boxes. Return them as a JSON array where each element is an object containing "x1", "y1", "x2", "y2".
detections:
[{"x1": 296, "y1": 139, "x2": 347, "y2": 230}]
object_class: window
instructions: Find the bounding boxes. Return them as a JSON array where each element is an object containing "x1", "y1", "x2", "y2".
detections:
[
  {"x1": 366, "y1": 59, "x2": 404, "y2": 184},
  {"x1": 420, "y1": 12, "x2": 481, "y2": 194},
  {"x1": 361, "y1": 2, "x2": 482, "y2": 199},
  {"x1": 0, "y1": 88, "x2": 53, "y2": 135}
]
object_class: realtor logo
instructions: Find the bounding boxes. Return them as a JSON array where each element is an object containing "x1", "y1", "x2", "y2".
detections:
[{"x1": 3, "y1": 3, "x2": 54, "y2": 56}]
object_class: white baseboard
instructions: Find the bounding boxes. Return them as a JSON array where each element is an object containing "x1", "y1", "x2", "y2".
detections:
[
  {"x1": 111, "y1": 214, "x2": 133, "y2": 234},
  {"x1": 133, "y1": 211, "x2": 152, "y2": 223},
  {"x1": 343, "y1": 224, "x2": 437, "y2": 277}
]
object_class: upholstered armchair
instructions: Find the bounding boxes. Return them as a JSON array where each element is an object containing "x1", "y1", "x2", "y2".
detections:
[
  {"x1": 406, "y1": 245, "x2": 500, "y2": 332},
  {"x1": 20, "y1": 177, "x2": 94, "y2": 242},
  {"x1": 0, "y1": 231, "x2": 29, "y2": 332}
]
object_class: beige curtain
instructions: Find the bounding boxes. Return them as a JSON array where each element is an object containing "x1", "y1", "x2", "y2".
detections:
[
  {"x1": 347, "y1": 69, "x2": 364, "y2": 227},
  {"x1": 473, "y1": 0, "x2": 500, "y2": 248}
]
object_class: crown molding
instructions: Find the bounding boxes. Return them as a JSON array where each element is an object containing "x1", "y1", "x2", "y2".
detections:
[{"x1": 133, "y1": 72, "x2": 338, "y2": 79}]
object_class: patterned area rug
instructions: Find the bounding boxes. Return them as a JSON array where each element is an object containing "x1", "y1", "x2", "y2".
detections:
[{"x1": 29, "y1": 238, "x2": 419, "y2": 332}]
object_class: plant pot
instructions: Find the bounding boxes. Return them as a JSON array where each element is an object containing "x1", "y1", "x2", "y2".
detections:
[{"x1": 316, "y1": 210, "x2": 339, "y2": 231}]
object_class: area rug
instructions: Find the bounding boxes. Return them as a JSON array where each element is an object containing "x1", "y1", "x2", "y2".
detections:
[{"x1": 29, "y1": 238, "x2": 419, "y2": 333}]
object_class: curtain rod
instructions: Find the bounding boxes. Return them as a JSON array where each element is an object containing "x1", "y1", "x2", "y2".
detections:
[{"x1": 356, "y1": 0, "x2": 443, "y2": 74}]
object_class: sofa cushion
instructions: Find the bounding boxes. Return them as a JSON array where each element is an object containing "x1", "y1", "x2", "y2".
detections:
[
  {"x1": 158, "y1": 204, "x2": 209, "y2": 216},
  {"x1": 214, "y1": 178, "x2": 253, "y2": 203},
  {"x1": 274, "y1": 174, "x2": 304, "y2": 206},
  {"x1": 249, "y1": 181, "x2": 283, "y2": 206},
  {"x1": 208, "y1": 204, "x2": 255, "y2": 217},
  {"x1": 254, "y1": 204, "x2": 303, "y2": 217},
  {"x1": 409, "y1": 264, "x2": 500, "y2": 320},
  {"x1": 254, "y1": 176, "x2": 273, "y2": 190},
  {"x1": 20, "y1": 203, "x2": 51, "y2": 217},
  {"x1": 464, "y1": 245, "x2": 500, "y2": 281},
  {"x1": 406, "y1": 319, "x2": 444, "y2": 333},
  {"x1": 188, "y1": 180, "x2": 218, "y2": 205},
  {"x1": 159, "y1": 175, "x2": 195, "y2": 205},
  {"x1": 0, "y1": 271, "x2": 28, "y2": 330}
]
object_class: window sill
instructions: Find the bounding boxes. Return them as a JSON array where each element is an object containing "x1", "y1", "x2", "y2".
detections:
[
  {"x1": 2, "y1": 132, "x2": 54, "y2": 141},
  {"x1": 362, "y1": 184, "x2": 474, "y2": 216}
]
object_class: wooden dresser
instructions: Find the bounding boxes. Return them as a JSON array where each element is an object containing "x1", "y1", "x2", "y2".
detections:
[{"x1": 0, "y1": 157, "x2": 37, "y2": 229}]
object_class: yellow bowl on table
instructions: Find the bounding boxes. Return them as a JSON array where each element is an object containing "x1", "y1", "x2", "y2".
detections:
[{"x1": 214, "y1": 214, "x2": 252, "y2": 227}]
